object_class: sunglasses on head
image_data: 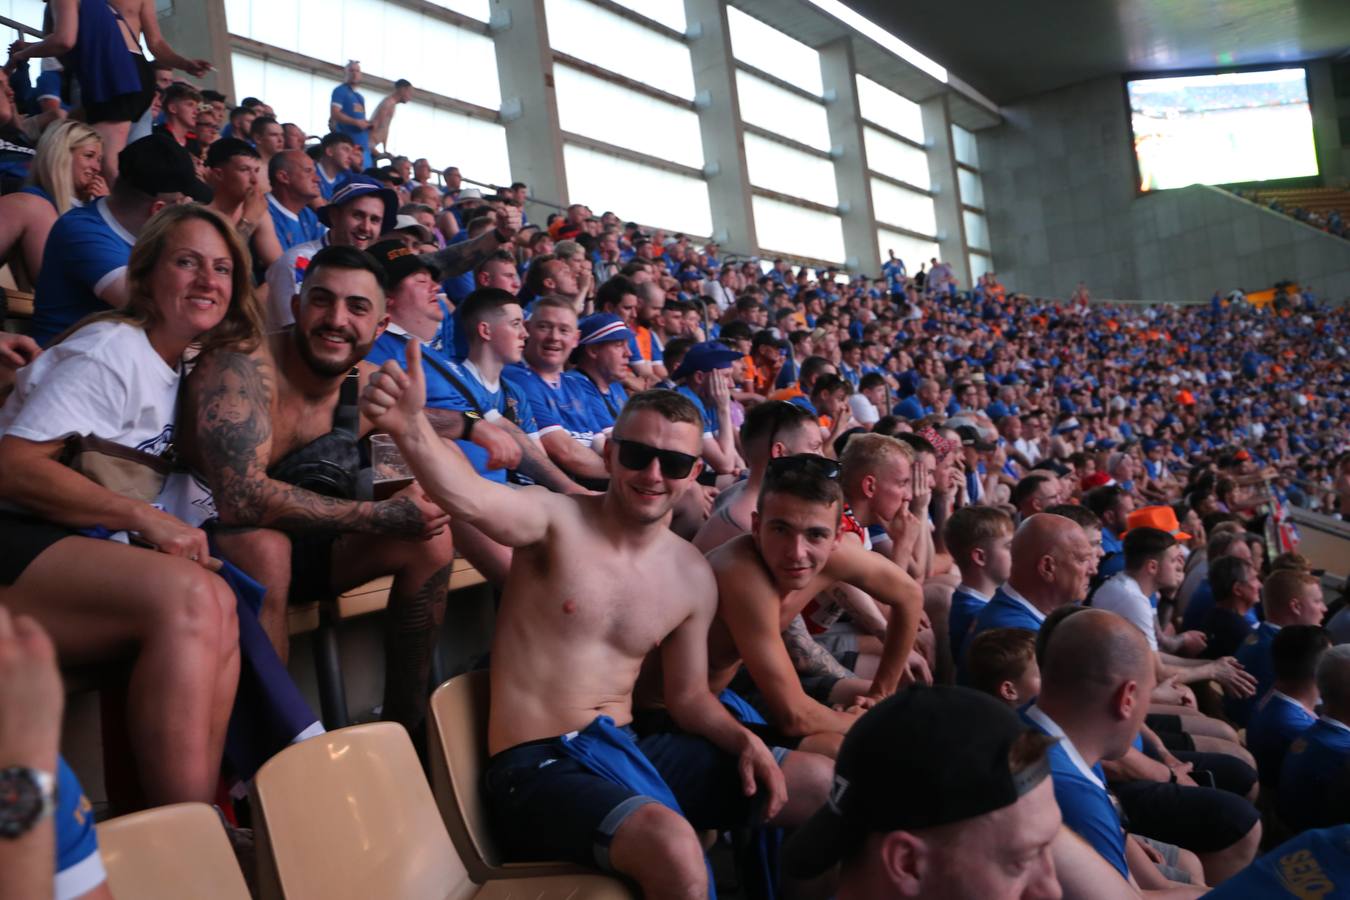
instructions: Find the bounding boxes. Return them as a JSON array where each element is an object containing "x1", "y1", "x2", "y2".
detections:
[
  {"x1": 767, "y1": 453, "x2": 840, "y2": 480},
  {"x1": 614, "y1": 439, "x2": 700, "y2": 479}
]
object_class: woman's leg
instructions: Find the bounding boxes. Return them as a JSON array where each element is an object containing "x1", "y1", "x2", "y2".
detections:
[
  {"x1": 92, "y1": 121, "x2": 131, "y2": 185},
  {"x1": 0, "y1": 537, "x2": 238, "y2": 805}
]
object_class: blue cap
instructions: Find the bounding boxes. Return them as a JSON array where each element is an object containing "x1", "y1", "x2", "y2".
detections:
[
  {"x1": 318, "y1": 176, "x2": 399, "y2": 233},
  {"x1": 672, "y1": 341, "x2": 741, "y2": 380},
  {"x1": 577, "y1": 313, "x2": 634, "y2": 346}
]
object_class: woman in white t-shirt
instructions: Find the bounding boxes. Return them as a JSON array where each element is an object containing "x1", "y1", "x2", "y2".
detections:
[{"x1": 0, "y1": 204, "x2": 263, "y2": 808}]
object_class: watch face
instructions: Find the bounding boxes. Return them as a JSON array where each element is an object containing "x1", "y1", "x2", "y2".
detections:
[{"x1": 0, "y1": 769, "x2": 43, "y2": 839}]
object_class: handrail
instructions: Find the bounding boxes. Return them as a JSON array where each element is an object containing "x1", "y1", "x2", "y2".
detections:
[{"x1": 0, "y1": 13, "x2": 43, "y2": 39}]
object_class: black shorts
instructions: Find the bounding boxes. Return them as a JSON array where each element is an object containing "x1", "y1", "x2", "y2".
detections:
[
  {"x1": 287, "y1": 534, "x2": 338, "y2": 603},
  {"x1": 84, "y1": 55, "x2": 156, "y2": 125},
  {"x1": 0, "y1": 511, "x2": 78, "y2": 585},
  {"x1": 1111, "y1": 779, "x2": 1259, "y2": 853},
  {"x1": 484, "y1": 725, "x2": 778, "y2": 871},
  {"x1": 1172, "y1": 750, "x2": 1257, "y2": 798}
]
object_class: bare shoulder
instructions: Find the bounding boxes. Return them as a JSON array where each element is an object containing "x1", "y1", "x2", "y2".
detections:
[{"x1": 705, "y1": 532, "x2": 759, "y2": 576}]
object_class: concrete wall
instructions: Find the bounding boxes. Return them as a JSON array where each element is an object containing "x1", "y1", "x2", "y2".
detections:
[{"x1": 978, "y1": 75, "x2": 1350, "y2": 304}]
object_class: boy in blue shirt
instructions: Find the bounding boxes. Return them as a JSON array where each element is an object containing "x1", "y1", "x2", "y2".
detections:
[
  {"x1": 943, "y1": 505, "x2": 1015, "y2": 663},
  {"x1": 1248, "y1": 626, "x2": 1327, "y2": 791}
]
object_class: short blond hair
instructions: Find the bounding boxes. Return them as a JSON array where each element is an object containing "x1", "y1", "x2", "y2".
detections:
[{"x1": 839, "y1": 433, "x2": 914, "y2": 490}]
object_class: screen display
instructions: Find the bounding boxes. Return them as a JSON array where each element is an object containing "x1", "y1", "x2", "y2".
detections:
[{"x1": 1127, "y1": 68, "x2": 1318, "y2": 192}]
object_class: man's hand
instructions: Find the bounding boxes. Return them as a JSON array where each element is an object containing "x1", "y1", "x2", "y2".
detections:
[
  {"x1": 1176, "y1": 630, "x2": 1208, "y2": 656},
  {"x1": 0, "y1": 333, "x2": 40, "y2": 370},
  {"x1": 183, "y1": 58, "x2": 214, "y2": 77},
  {"x1": 910, "y1": 458, "x2": 932, "y2": 515},
  {"x1": 1210, "y1": 657, "x2": 1258, "y2": 698},
  {"x1": 708, "y1": 368, "x2": 731, "y2": 411},
  {"x1": 470, "y1": 418, "x2": 522, "y2": 470},
  {"x1": 1152, "y1": 675, "x2": 1195, "y2": 708},
  {"x1": 362, "y1": 341, "x2": 428, "y2": 438},
  {"x1": 902, "y1": 649, "x2": 933, "y2": 686},
  {"x1": 495, "y1": 203, "x2": 522, "y2": 242},
  {"x1": 377, "y1": 483, "x2": 450, "y2": 539},
  {"x1": 885, "y1": 506, "x2": 923, "y2": 558},
  {"x1": 736, "y1": 732, "x2": 787, "y2": 822},
  {"x1": 0, "y1": 607, "x2": 63, "y2": 770}
]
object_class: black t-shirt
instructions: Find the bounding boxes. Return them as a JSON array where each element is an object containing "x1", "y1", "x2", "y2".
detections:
[
  {"x1": 1202, "y1": 606, "x2": 1254, "y2": 660},
  {"x1": 0, "y1": 121, "x2": 37, "y2": 194}
]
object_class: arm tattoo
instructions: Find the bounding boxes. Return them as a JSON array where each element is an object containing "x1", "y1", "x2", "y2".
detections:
[
  {"x1": 426, "y1": 230, "x2": 502, "y2": 278},
  {"x1": 782, "y1": 615, "x2": 854, "y2": 679},
  {"x1": 424, "y1": 407, "x2": 468, "y2": 440},
  {"x1": 194, "y1": 351, "x2": 425, "y2": 537}
]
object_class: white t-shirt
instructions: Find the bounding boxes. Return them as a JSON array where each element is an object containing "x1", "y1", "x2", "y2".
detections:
[
  {"x1": 1092, "y1": 571, "x2": 1159, "y2": 651},
  {"x1": 0, "y1": 320, "x2": 179, "y2": 454},
  {"x1": 265, "y1": 236, "x2": 326, "y2": 332}
]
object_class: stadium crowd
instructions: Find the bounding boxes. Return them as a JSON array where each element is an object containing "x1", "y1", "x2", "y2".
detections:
[{"x1": 2, "y1": 11, "x2": 1350, "y2": 899}]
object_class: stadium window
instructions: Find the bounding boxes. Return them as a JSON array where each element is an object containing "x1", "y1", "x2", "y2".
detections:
[
  {"x1": 958, "y1": 167, "x2": 985, "y2": 209},
  {"x1": 609, "y1": 0, "x2": 686, "y2": 31},
  {"x1": 553, "y1": 64, "x2": 703, "y2": 168},
  {"x1": 423, "y1": 0, "x2": 489, "y2": 22},
  {"x1": 854, "y1": 75, "x2": 924, "y2": 143},
  {"x1": 743, "y1": 134, "x2": 839, "y2": 208},
  {"x1": 726, "y1": 7, "x2": 823, "y2": 96},
  {"x1": 963, "y1": 210, "x2": 991, "y2": 252},
  {"x1": 387, "y1": 103, "x2": 511, "y2": 186},
  {"x1": 544, "y1": 0, "x2": 695, "y2": 100},
  {"x1": 969, "y1": 251, "x2": 993, "y2": 279},
  {"x1": 877, "y1": 229, "x2": 939, "y2": 271},
  {"x1": 951, "y1": 123, "x2": 980, "y2": 168},
  {"x1": 753, "y1": 196, "x2": 846, "y2": 264},
  {"x1": 863, "y1": 126, "x2": 931, "y2": 190},
  {"x1": 871, "y1": 178, "x2": 937, "y2": 237},
  {"x1": 563, "y1": 144, "x2": 713, "y2": 237},
  {"x1": 736, "y1": 71, "x2": 831, "y2": 152}
]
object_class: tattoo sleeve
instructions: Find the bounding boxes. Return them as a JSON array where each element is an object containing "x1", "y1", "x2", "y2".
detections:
[
  {"x1": 425, "y1": 230, "x2": 503, "y2": 278},
  {"x1": 193, "y1": 351, "x2": 425, "y2": 537},
  {"x1": 782, "y1": 615, "x2": 854, "y2": 680},
  {"x1": 424, "y1": 407, "x2": 468, "y2": 440}
]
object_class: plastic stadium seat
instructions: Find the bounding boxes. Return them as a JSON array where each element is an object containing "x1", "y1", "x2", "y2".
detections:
[
  {"x1": 98, "y1": 802, "x2": 251, "y2": 900},
  {"x1": 428, "y1": 670, "x2": 610, "y2": 883},
  {"x1": 251, "y1": 722, "x2": 633, "y2": 900}
]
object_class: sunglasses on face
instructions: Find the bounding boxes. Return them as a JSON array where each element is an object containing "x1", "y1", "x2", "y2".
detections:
[
  {"x1": 767, "y1": 453, "x2": 841, "y2": 480},
  {"x1": 614, "y1": 439, "x2": 699, "y2": 479}
]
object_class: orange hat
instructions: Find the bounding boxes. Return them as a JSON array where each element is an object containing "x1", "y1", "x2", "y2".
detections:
[{"x1": 1124, "y1": 505, "x2": 1191, "y2": 541}]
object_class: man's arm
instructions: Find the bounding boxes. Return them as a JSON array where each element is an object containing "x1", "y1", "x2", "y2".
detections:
[
  {"x1": 188, "y1": 349, "x2": 434, "y2": 537},
  {"x1": 329, "y1": 103, "x2": 368, "y2": 129},
  {"x1": 662, "y1": 561, "x2": 786, "y2": 820},
  {"x1": 496, "y1": 418, "x2": 589, "y2": 493},
  {"x1": 822, "y1": 540, "x2": 922, "y2": 698},
  {"x1": 782, "y1": 614, "x2": 855, "y2": 679},
  {"x1": 540, "y1": 430, "x2": 609, "y2": 481},
  {"x1": 1158, "y1": 653, "x2": 1257, "y2": 696},
  {"x1": 362, "y1": 340, "x2": 556, "y2": 548},
  {"x1": 135, "y1": 0, "x2": 210, "y2": 75},
  {"x1": 714, "y1": 554, "x2": 860, "y2": 736},
  {"x1": 426, "y1": 205, "x2": 521, "y2": 277}
]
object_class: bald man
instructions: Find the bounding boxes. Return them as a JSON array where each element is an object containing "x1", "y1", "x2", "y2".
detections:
[{"x1": 958, "y1": 513, "x2": 1093, "y2": 679}]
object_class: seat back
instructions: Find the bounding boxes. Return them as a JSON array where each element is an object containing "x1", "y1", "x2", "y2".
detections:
[
  {"x1": 428, "y1": 670, "x2": 500, "y2": 881},
  {"x1": 98, "y1": 802, "x2": 251, "y2": 900},
  {"x1": 251, "y1": 722, "x2": 472, "y2": 900}
]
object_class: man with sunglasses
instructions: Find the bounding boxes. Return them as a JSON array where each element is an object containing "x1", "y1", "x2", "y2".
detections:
[
  {"x1": 361, "y1": 352, "x2": 831, "y2": 898},
  {"x1": 704, "y1": 450, "x2": 925, "y2": 757}
]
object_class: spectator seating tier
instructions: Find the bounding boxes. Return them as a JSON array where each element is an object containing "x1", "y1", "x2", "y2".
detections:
[{"x1": 98, "y1": 802, "x2": 252, "y2": 900}]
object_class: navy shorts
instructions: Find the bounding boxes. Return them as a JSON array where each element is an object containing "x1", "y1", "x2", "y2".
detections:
[{"x1": 483, "y1": 725, "x2": 777, "y2": 871}]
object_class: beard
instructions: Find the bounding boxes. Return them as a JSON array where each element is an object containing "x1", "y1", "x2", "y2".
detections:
[{"x1": 293, "y1": 324, "x2": 373, "y2": 377}]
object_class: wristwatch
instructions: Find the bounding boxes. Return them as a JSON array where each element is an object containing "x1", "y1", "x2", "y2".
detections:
[
  {"x1": 0, "y1": 766, "x2": 57, "y2": 839},
  {"x1": 461, "y1": 410, "x2": 483, "y2": 441}
]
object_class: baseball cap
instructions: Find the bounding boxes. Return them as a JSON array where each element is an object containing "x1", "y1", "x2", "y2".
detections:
[
  {"x1": 1124, "y1": 505, "x2": 1192, "y2": 541},
  {"x1": 453, "y1": 187, "x2": 484, "y2": 205},
  {"x1": 784, "y1": 686, "x2": 1052, "y2": 878},
  {"x1": 955, "y1": 424, "x2": 996, "y2": 451},
  {"x1": 672, "y1": 341, "x2": 741, "y2": 380},
  {"x1": 366, "y1": 239, "x2": 438, "y2": 287},
  {"x1": 577, "y1": 313, "x2": 634, "y2": 346},
  {"x1": 318, "y1": 176, "x2": 399, "y2": 232},
  {"x1": 392, "y1": 214, "x2": 433, "y2": 245},
  {"x1": 119, "y1": 134, "x2": 212, "y2": 202}
]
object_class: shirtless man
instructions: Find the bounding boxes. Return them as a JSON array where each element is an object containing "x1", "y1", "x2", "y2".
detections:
[
  {"x1": 361, "y1": 360, "x2": 829, "y2": 900},
  {"x1": 177, "y1": 245, "x2": 457, "y2": 734},
  {"x1": 705, "y1": 453, "x2": 924, "y2": 757}
]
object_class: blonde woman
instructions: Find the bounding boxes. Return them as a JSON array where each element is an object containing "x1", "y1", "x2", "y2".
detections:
[
  {"x1": 0, "y1": 204, "x2": 263, "y2": 807},
  {"x1": 0, "y1": 120, "x2": 105, "y2": 279}
]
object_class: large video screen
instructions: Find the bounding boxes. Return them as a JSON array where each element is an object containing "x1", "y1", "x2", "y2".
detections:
[{"x1": 1127, "y1": 68, "x2": 1318, "y2": 192}]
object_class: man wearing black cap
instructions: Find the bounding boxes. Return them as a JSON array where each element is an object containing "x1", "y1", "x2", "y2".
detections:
[
  {"x1": 784, "y1": 685, "x2": 1132, "y2": 899},
  {"x1": 31, "y1": 133, "x2": 211, "y2": 346}
]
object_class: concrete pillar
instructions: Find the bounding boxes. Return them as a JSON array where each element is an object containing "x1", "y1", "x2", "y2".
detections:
[
  {"x1": 921, "y1": 94, "x2": 970, "y2": 286},
  {"x1": 683, "y1": 0, "x2": 757, "y2": 254},
  {"x1": 489, "y1": 0, "x2": 569, "y2": 218},
  {"x1": 152, "y1": 0, "x2": 234, "y2": 99},
  {"x1": 818, "y1": 38, "x2": 878, "y2": 276}
]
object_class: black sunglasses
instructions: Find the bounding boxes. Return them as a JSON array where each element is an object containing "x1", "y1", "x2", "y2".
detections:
[
  {"x1": 767, "y1": 453, "x2": 840, "y2": 480},
  {"x1": 614, "y1": 439, "x2": 700, "y2": 479}
]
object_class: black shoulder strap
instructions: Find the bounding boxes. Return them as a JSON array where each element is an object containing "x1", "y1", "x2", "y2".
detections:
[
  {"x1": 388, "y1": 332, "x2": 515, "y2": 424},
  {"x1": 335, "y1": 369, "x2": 360, "y2": 438}
]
